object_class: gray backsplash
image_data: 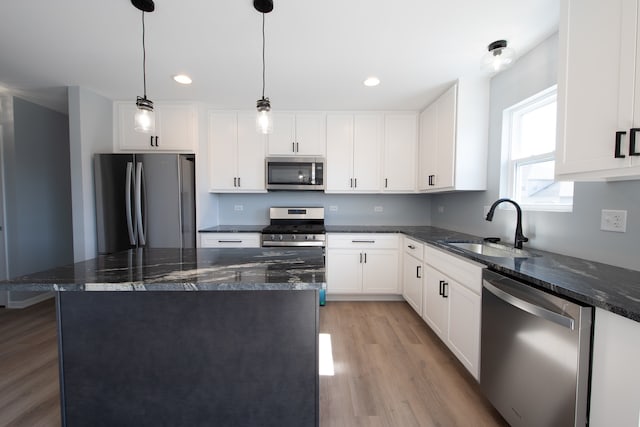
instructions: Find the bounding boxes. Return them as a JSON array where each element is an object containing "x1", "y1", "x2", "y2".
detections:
[{"x1": 214, "y1": 192, "x2": 432, "y2": 226}]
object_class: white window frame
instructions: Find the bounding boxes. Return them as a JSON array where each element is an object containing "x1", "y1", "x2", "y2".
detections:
[{"x1": 500, "y1": 85, "x2": 573, "y2": 212}]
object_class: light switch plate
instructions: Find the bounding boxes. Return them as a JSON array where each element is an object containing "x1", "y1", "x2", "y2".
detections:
[
  {"x1": 600, "y1": 209, "x2": 627, "y2": 232},
  {"x1": 374, "y1": 206, "x2": 383, "y2": 213},
  {"x1": 234, "y1": 205, "x2": 243, "y2": 211}
]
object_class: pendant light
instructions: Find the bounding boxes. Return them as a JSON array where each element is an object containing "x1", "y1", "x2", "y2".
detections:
[
  {"x1": 132, "y1": 0, "x2": 156, "y2": 133},
  {"x1": 255, "y1": 0, "x2": 274, "y2": 134},
  {"x1": 482, "y1": 40, "x2": 516, "y2": 73}
]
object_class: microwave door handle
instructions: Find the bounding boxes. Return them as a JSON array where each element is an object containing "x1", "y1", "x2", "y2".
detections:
[
  {"x1": 311, "y1": 162, "x2": 316, "y2": 184},
  {"x1": 125, "y1": 162, "x2": 136, "y2": 245}
]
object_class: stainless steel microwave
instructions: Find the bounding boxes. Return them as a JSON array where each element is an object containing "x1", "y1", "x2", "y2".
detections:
[{"x1": 266, "y1": 157, "x2": 325, "y2": 191}]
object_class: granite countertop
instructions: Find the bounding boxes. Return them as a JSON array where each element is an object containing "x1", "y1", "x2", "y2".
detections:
[
  {"x1": 326, "y1": 225, "x2": 640, "y2": 322},
  {"x1": 0, "y1": 248, "x2": 325, "y2": 292},
  {"x1": 199, "y1": 225, "x2": 266, "y2": 233}
]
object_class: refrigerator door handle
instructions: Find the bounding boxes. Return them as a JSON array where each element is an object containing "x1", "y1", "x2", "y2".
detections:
[
  {"x1": 125, "y1": 162, "x2": 136, "y2": 245},
  {"x1": 135, "y1": 161, "x2": 146, "y2": 246}
]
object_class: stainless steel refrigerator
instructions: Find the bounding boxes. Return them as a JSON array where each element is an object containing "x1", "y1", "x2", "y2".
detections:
[{"x1": 94, "y1": 153, "x2": 195, "y2": 254}]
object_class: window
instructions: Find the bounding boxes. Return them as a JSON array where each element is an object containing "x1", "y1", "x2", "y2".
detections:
[{"x1": 501, "y1": 86, "x2": 573, "y2": 211}]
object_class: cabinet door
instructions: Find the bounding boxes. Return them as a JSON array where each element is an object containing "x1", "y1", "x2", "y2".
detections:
[
  {"x1": 208, "y1": 112, "x2": 238, "y2": 191},
  {"x1": 326, "y1": 114, "x2": 354, "y2": 192},
  {"x1": 383, "y1": 114, "x2": 417, "y2": 192},
  {"x1": 155, "y1": 104, "x2": 196, "y2": 151},
  {"x1": 267, "y1": 113, "x2": 297, "y2": 155},
  {"x1": 362, "y1": 249, "x2": 399, "y2": 294},
  {"x1": 326, "y1": 249, "x2": 363, "y2": 293},
  {"x1": 422, "y1": 265, "x2": 448, "y2": 340},
  {"x1": 590, "y1": 308, "x2": 640, "y2": 426},
  {"x1": 419, "y1": 103, "x2": 438, "y2": 191},
  {"x1": 557, "y1": 0, "x2": 635, "y2": 177},
  {"x1": 295, "y1": 113, "x2": 326, "y2": 156},
  {"x1": 116, "y1": 103, "x2": 196, "y2": 151},
  {"x1": 434, "y1": 85, "x2": 456, "y2": 189},
  {"x1": 353, "y1": 115, "x2": 382, "y2": 192},
  {"x1": 236, "y1": 113, "x2": 266, "y2": 191},
  {"x1": 447, "y1": 280, "x2": 481, "y2": 380},
  {"x1": 402, "y1": 254, "x2": 423, "y2": 315}
]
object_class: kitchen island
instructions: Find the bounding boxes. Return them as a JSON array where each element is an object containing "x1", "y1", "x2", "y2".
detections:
[{"x1": 0, "y1": 247, "x2": 325, "y2": 427}]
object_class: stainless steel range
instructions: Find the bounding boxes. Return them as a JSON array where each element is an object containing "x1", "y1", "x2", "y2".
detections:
[{"x1": 261, "y1": 207, "x2": 326, "y2": 247}]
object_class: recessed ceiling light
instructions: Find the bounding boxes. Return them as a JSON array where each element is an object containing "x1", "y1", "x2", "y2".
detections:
[
  {"x1": 363, "y1": 77, "x2": 380, "y2": 87},
  {"x1": 173, "y1": 74, "x2": 193, "y2": 85}
]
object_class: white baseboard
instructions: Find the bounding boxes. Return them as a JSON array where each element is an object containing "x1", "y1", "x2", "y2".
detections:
[
  {"x1": 7, "y1": 291, "x2": 55, "y2": 309},
  {"x1": 326, "y1": 294, "x2": 405, "y2": 302}
]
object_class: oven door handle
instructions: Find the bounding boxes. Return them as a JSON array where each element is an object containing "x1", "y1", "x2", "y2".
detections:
[{"x1": 483, "y1": 280, "x2": 575, "y2": 330}]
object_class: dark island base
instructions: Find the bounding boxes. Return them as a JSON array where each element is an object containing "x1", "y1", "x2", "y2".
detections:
[{"x1": 56, "y1": 290, "x2": 319, "y2": 427}]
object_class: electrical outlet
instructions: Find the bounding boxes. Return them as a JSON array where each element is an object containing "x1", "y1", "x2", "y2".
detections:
[
  {"x1": 600, "y1": 209, "x2": 627, "y2": 232},
  {"x1": 234, "y1": 205, "x2": 243, "y2": 212},
  {"x1": 329, "y1": 205, "x2": 338, "y2": 212},
  {"x1": 374, "y1": 206, "x2": 383, "y2": 213},
  {"x1": 438, "y1": 206, "x2": 444, "y2": 214}
]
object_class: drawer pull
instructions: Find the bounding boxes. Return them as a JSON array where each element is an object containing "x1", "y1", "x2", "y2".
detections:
[
  {"x1": 218, "y1": 240, "x2": 242, "y2": 243},
  {"x1": 407, "y1": 244, "x2": 416, "y2": 249},
  {"x1": 630, "y1": 128, "x2": 640, "y2": 156},
  {"x1": 352, "y1": 240, "x2": 375, "y2": 243},
  {"x1": 615, "y1": 131, "x2": 627, "y2": 158}
]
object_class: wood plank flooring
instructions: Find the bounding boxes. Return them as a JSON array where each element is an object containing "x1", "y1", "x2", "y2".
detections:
[
  {"x1": 0, "y1": 298, "x2": 60, "y2": 427},
  {"x1": 320, "y1": 301, "x2": 507, "y2": 427},
  {"x1": 0, "y1": 299, "x2": 506, "y2": 427}
]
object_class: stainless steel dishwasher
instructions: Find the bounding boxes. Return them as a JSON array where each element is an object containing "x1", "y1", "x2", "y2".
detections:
[{"x1": 481, "y1": 269, "x2": 592, "y2": 427}]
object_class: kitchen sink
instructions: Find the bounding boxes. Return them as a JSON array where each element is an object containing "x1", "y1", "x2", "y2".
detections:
[{"x1": 446, "y1": 242, "x2": 535, "y2": 259}]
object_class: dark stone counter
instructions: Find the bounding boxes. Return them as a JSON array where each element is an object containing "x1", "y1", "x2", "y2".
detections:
[
  {"x1": 0, "y1": 247, "x2": 325, "y2": 291},
  {"x1": 326, "y1": 225, "x2": 640, "y2": 322},
  {"x1": 198, "y1": 225, "x2": 265, "y2": 233}
]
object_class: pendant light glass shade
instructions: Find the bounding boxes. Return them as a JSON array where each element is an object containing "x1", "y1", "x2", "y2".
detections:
[
  {"x1": 134, "y1": 96, "x2": 155, "y2": 133},
  {"x1": 482, "y1": 40, "x2": 515, "y2": 73},
  {"x1": 256, "y1": 97, "x2": 273, "y2": 134}
]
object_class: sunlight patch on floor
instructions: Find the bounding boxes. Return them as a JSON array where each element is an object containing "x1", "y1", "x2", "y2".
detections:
[{"x1": 319, "y1": 333, "x2": 335, "y2": 376}]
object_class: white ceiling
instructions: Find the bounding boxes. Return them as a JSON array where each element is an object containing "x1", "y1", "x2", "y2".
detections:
[{"x1": 0, "y1": 0, "x2": 559, "y2": 113}]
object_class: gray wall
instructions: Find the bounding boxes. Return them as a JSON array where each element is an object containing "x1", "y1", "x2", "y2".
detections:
[
  {"x1": 68, "y1": 86, "x2": 113, "y2": 262},
  {"x1": 213, "y1": 193, "x2": 431, "y2": 226},
  {"x1": 3, "y1": 97, "x2": 74, "y2": 301},
  {"x1": 430, "y1": 33, "x2": 639, "y2": 271}
]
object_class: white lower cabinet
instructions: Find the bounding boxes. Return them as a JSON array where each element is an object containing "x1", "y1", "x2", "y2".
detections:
[
  {"x1": 199, "y1": 233, "x2": 261, "y2": 248},
  {"x1": 402, "y1": 237, "x2": 424, "y2": 315},
  {"x1": 326, "y1": 234, "x2": 399, "y2": 295},
  {"x1": 422, "y1": 244, "x2": 483, "y2": 380},
  {"x1": 589, "y1": 308, "x2": 640, "y2": 426}
]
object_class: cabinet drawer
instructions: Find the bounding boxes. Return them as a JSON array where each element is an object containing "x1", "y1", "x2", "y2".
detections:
[
  {"x1": 403, "y1": 236, "x2": 424, "y2": 261},
  {"x1": 200, "y1": 233, "x2": 261, "y2": 248},
  {"x1": 425, "y1": 244, "x2": 484, "y2": 294},
  {"x1": 327, "y1": 233, "x2": 399, "y2": 249}
]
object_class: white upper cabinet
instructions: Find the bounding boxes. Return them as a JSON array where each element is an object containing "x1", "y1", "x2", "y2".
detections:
[
  {"x1": 418, "y1": 79, "x2": 489, "y2": 192},
  {"x1": 382, "y1": 114, "x2": 417, "y2": 192},
  {"x1": 267, "y1": 112, "x2": 326, "y2": 156},
  {"x1": 556, "y1": 0, "x2": 640, "y2": 180},
  {"x1": 208, "y1": 111, "x2": 266, "y2": 192},
  {"x1": 326, "y1": 114, "x2": 382, "y2": 192},
  {"x1": 114, "y1": 101, "x2": 197, "y2": 152}
]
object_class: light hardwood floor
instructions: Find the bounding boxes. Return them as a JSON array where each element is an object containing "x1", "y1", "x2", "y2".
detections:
[
  {"x1": 320, "y1": 301, "x2": 507, "y2": 427},
  {"x1": 0, "y1": 299, "x2": 506, "y2": 427},
  {"x1": 0, "y1": 299, "x2": 60, "y2": 427}
]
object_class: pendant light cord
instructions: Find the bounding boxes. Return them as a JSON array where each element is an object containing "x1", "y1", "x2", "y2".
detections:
[
  {"x1": 141, "y1": 11, "x2": 147, "y2": 99},
  {"x1": 261, "y1": 12, "x2": 266, "y2": 99}
]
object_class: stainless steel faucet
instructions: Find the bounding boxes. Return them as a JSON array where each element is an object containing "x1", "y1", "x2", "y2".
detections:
[{"x1": 485, "y1": 198, "x2": 529, "y2": 249}]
